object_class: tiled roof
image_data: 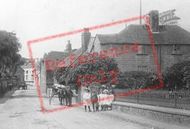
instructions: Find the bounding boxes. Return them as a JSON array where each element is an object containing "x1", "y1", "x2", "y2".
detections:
[
  {"x1": 60, "y1": 48, "x2": 83, "y2": 67},
  {"x1": 44, "y1": 51, "x2": 68, "y2": 60},
  {"x1": 73, "y1": 48, "x2": 82, "y2": 56},
  {"x1": 97, "y1": 24, "x2": 190, "y2": 45},
  {"x1": 21, "y1": 58, "x2": 40, "y2": 69},
  {"x1": 21, "y1": 61, "x2": 32, "y2": 69}
]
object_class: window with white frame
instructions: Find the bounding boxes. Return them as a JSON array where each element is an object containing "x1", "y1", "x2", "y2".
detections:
[{"x1": 137, "y1": 45, "x2": 147, "y2": 54}]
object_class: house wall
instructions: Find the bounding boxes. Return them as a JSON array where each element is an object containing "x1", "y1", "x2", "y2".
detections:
[
  {"x1": 23, "y1": 67, "x2": 34, "y2": 85},
  {"x1": 93, "y1": 38, "x2": 102, "y2": 53},
  {"x1": 93, "y1": 40, "x2": 190, "y2": 73},
  {"x1": 40, "y1": 61, "x2": 54, "y2": 94},
  {"x1": 96, "y1": 43, "x2": 155, "y2": 72},
  {"x1": 159, "y1": 44, "x2": 190, "y2": 72},
  {"x1": 40, "y1": 61, "x2": 47, "y2": 93}
]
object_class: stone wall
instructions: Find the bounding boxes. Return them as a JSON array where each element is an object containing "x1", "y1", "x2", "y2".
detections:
[{"x1": 112, "y1": 101, "x2": 190, "y2": 126}]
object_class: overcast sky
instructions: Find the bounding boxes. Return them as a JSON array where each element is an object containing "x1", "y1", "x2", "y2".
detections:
[{"x1": 0, "y1": 0, "x2": 190, "y2": 58}]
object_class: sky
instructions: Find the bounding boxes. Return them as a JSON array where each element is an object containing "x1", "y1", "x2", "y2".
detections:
[{"x1": 0, "y1": 0, "x2": 190, "y2": 58}]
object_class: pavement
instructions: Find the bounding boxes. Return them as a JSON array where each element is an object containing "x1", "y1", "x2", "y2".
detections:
[{"x1": 0, "y1": 86, "x2": 189, "y2": 129}]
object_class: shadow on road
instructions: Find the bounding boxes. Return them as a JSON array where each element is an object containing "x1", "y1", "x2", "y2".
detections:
[{"x1": 0, "y1": 89, "x2": 16, "y2": 104}]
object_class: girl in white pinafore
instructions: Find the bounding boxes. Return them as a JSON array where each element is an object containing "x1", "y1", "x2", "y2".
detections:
[{"x1": 82, "y1": 89, "x2": 92, "y2": 112}]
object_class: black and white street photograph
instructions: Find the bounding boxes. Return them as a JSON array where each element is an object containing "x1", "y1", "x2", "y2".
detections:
[{"x1": 0, "y1": 0, "x2": 190, "y2": 129}]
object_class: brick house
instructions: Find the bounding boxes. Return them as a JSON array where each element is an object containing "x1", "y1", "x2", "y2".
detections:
[{"x1": 82, "y1": 10, "x2": 190, "y2": 73}]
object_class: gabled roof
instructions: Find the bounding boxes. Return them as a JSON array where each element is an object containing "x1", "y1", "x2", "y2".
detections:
[
  {"x1": 22, "y1": 63, "x2": 32, "y2": 69},
  {"x1": 21, "y1": 59, "x2": 33, "y2": 69},
  {"x1": 97, "y1": 24, "x2": 190, "y2": 45},
  {"x1": 44, "y1": 51, "x2": 68, "y2": 60},
  {"x1": 87, "y1": 37, "x2": 95, "y2": 52}
]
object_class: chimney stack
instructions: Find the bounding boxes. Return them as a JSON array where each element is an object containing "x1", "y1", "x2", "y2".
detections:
[
  {"x1": 81, "y1": 28, "x2": 91, "y2": 52},
  {"x1": 66, "y1": 40, "x2": 72, "y2": 54},
  {"x1": 149, "y1": 10, "x2": 159, "y2": 32}
]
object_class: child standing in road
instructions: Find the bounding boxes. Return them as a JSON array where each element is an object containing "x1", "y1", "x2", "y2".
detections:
[
  {"x1": 91, "y1": 90, "x2": 99, "y2": 112},
  {"x1": 82, "y1": 89, "x2": 92, "y2": 112}
]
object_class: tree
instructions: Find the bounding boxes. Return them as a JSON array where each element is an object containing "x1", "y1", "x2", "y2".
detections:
[
  {"x1": 164, "y1": 61, "x2": 190, "y2": 90},
  {"x1": 0, "y1": 30, "x2": 22, "y2": 94},
  {"x1": 0, "y1": 31, "x2": 22, "y2": 77},
  {"x1": 183, "y1": 65, "x2": 190, "y2": 89},
  {"x1": 55, "y1": 54, "x2": 119, "y2": 88}
]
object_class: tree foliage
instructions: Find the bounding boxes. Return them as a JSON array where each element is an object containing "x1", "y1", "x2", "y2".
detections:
[
  {"x1": 117, "y1": 71, "x2": 159, "y2": 89},
  {"x1": 0, "y1": 31, "x2": 22, "y2": 78},
  {"x1": 0, "y1": 30, "x2": 23, "y2": 95},
  {"x1": 55, "y1": 54, "x2": 119, "y2": 87},
  {"x1": 164, "y1": 61, "x2": 190, "y2": 90}
]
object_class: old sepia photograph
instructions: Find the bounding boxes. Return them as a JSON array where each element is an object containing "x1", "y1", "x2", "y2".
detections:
[{"x1": 0, "y1": 0, "x2": 190, "y2": 129}]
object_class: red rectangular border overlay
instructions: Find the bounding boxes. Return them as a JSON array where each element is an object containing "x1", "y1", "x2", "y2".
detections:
[{"x1": 27, "y1": 15, "x2": 164, "y2": 113}]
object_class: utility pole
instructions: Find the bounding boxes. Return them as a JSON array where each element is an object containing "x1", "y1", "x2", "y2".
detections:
[{"x1": 140, "y1": 0, "x2": 142, "y2": 24}]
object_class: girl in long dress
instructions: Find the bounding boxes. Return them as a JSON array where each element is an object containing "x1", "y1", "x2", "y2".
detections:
[{"x1": 82, "y1": 89, "x2": 92, "y2": 112}]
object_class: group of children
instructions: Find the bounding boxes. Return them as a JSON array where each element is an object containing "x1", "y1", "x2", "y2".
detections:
[{"x1": 82, "y1": 88, "x2": 114, "y2": 112}]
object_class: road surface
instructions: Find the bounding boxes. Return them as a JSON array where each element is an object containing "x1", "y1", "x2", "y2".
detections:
[{"x1": 0, "y1": 86, "x2": 187, "y2": 129}]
